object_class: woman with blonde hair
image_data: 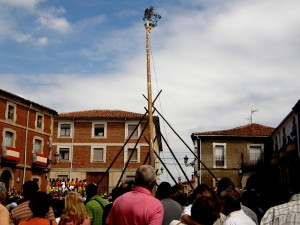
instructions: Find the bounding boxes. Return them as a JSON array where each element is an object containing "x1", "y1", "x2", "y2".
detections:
[{"x1": 59, "y1": 192, "x2": 90, "y2": 225}]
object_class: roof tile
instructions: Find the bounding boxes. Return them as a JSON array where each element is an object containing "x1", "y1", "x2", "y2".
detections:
[
  {"x1": 193, "y1": 123, "x2": 274, "y2": 137},
  {"x1": 58, "y1": 110, "x2": 145, "y2": 119}
]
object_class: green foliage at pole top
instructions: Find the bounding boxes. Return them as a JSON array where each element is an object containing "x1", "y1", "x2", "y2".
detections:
[{"x1": 143, "y1": 6, "x2": 161, "y2": 28}]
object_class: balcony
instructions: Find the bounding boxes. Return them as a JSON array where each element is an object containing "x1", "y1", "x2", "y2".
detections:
[
  {"x1": 32, "y1": 153, "x2": 48, "y2": 168},
  {"x1": 286, "y1": 143, "x2": 296, "y2": 153},
  {"x1": 241, "y1": 152, "x2": 264, "y2": 173},
  {"x1": 1, "y1": 146, "x2": 20, "y2": 164}
]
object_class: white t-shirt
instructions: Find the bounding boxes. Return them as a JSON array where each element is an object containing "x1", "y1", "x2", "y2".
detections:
[
  {"x1": 181, "y1": 204, "x2": 226, "y2": 225},
  {"x1": 223, "y1": 209, "x2": 256, "y2": 225},
  {"x1": 169, "y1": 220, "x2": 186, "y2": 225}
]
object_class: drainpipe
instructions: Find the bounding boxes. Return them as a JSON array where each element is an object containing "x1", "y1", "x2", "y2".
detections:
[
  {"x1": 198, "y1": 136, "x2": 201, "y2": 185},
  {"x1": 70, "y1": 118, "x2": 74, "y2": 179},
  {"x1": 23, "y1": 103, "x2": 32, "y2": 184}
]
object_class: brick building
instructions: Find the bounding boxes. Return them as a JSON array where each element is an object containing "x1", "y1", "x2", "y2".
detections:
[
  {"x1": 50, "y1": 110, "x2": 162, "y2": 194},
  {"x1": 0, "y1": 89, "x2": 57, "y2": 192},
  {"x1": 191, "y1": 123, "x2": 274, "y2": 188}
]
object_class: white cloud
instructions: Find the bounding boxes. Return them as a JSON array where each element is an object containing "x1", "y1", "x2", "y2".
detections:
[
  {"x1": 0, "y1": 1, "x2": 71, "y2": 46},
  {"x1": 37, "y1": 10, "x2": 72, "y2": 33},
  {"x1": 12, "y1": 33, "x2": 33, "y2": 43},
  {"x1": 0, "y1": 0, "x2": 42, "y2": 10},
  {"x1": 36, "y1": 36, "x2": 48, "y2": 46}
]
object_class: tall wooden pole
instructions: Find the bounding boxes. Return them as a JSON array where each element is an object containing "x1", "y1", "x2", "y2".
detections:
[{"x1": 146, "y1": 20, "x2": 155, "y2": 168}]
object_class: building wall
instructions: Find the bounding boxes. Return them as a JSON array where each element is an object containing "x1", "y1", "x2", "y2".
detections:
[
  {"x1": 51, "y1": 118, "x2": 158, "y2": 193},
  {"x1": 269, "y1": 111, "x2": 300, "y2": 194},
  {"x1": 0, "y1": 94, "x2": 55, "y2": 192},
  {"x1": 199, "y1": 137, "x2": 270, "y2": 189}
]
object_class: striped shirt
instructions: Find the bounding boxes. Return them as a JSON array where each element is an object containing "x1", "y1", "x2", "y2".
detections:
[
  {"x1": 9, "y1": 200, "x2": 55, "y2": 225},
  {"x1": 260, "y1": 194, "x2": 300, "y2": 225}
]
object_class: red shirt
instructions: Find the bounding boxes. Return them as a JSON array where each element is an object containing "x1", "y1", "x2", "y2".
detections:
[{"x1": 19, "y1": 217, "x2": 57, "y2": 225}]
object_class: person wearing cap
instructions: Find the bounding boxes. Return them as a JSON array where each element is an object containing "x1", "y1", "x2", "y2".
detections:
[
  {"x1": 9, "y1": 180, "x2": 55, "y2": 225},
  {"x1": 0, "y1": 182, "x2": 9, "y2": 225}
]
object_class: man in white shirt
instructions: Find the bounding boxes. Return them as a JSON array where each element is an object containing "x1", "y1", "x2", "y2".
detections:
[{"x1": 221, "y1": 188, "x2": 255, "y2": 225}]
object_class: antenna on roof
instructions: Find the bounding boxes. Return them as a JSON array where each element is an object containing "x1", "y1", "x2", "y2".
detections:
[{"x1": 248, "y1": 109, "x2": 259, "y2": 124}]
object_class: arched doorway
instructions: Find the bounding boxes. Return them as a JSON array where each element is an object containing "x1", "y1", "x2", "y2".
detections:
[{"x1": 0, "y1": 170, "x2": 12, "y2": 189}]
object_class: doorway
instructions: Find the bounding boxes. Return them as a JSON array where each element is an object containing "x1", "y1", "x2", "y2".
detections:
[{"x1": 0, "y1": 170, "x2": 12, "y2": 189}]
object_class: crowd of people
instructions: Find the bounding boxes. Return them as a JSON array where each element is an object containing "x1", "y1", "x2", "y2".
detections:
[{"x1": 0, "y1": 165, "x2": 299, "y2": 225}]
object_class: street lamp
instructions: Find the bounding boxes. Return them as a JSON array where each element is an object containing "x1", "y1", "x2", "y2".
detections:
[
  {"x1": 54, "y1": 152, "x2": 60, "y2": 164},
  {"x1": 184, "y1": 155, "x2": 189, "y2": 166},
  {"x1": 156, "y1": 167, "x2": 164, "y2": 175},
  {"x1": 183, "y1": 155, "x2": 199, "y2": 185}
]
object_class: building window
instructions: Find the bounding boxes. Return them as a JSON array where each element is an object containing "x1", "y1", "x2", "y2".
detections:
[
  {"x1": 7, "y1": 104, "x2": 16, "y2": 120},
  {"x1": 126, "y1": 124, "x2": 139, "y2": 139},
  {"x1": 60, "y1": 124, "x2": 71, "y2": 137},
  {"x1": 126, "y1": 146, "x2": 139, "y2": 162},
  {"x1": 5, "y1": 131, "x2": 14, "y2": 147},
  {"x1": 248, "y1": 144, "x2": 264, "y2": 164},
  {"x1": 92, "y1": 147, "x2": 105, "y2": 162},
  {"x1": 36, "y1": 114, "x2": 43, "y2": 129},
  {"x1": 92, "y1": 122, "x2": 107, "y2": 138},
  {"x1": 34, "y1": 139, "x2": 42, "y2": 154},
  {"x1": 59, "y1": 148, "x2": 70, "y2": 160},
  {"x1": 125, "y1": 175, "x2": 135, "y2": 182},
  {"x1": 213, "y1": 143, "x2": 226, "y2": 168}
]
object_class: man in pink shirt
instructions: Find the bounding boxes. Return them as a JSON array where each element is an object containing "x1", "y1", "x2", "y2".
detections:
[{"x1": 105, "y1": 165, "x2": 164, "y2": 225}]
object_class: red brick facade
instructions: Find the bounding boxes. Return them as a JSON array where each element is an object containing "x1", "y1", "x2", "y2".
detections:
[
  {"x1": 50, "y1": 110, "x2": 162, "y2": 194},
  {"x1": 0, "y1": 89, "x2": 57, "y2": 192}
]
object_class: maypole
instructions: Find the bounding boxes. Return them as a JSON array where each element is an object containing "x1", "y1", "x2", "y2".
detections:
[{"x1": 143, "y1": 6, "x2": 161, "y2": 168}]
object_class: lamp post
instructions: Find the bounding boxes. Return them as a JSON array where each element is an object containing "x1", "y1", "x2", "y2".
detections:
[
  {"x1": 156, "y1": 167, "x2": 164, "y2": 175},
  {"x1": 183, "y1": 155, "x2": 199, "y2": 185},
  {"x1": 54, "y1": 152, "x2": 60, "y2": 164},
  {"x1": 184, "y1": 155, "x2": 189, "y2": 166}
]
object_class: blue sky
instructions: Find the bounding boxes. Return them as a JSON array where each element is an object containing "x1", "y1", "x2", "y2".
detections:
[{"x1": 1, "y1": 0, "x2": 300, "y2": 184}]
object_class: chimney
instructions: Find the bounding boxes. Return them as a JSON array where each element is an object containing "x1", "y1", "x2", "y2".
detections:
[{"x1": 191, "y1": 173, "x2": 195, "y2": 181}]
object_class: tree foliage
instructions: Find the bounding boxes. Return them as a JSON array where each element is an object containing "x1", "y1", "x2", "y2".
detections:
[{"x1": 143, "y1": 6, "x2": 161, "y2": 28}]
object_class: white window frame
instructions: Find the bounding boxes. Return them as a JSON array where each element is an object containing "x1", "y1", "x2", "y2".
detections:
[
  {"x1": 213, "y1": 143, "x2": 226, "y2": 168},
  {"x1": 33, "y1": 137, "x2": 43, "y2": 154},
  {"x1": 247, "y1": 144, "x2": 264, "y2": 164},
  {"x1": 125, "y1": 174, "x2": 135, "y2": 182},
  {"x1": 58, "y1": 147, "x2": 71, "y2": 161},
  {"x1": 58, "y1": 122, "x2": 73, "y2": 138},
  {"x1": 125, "y1": 145, "x2": 140, "y2": 163},
  {"x1": 36, "y1": 113, "x2": 44, "y2": 129},
  {"x1": 91, "y1": 146, "x2": 106, "y2": 163},
  {"x1": 92, "y1": 122, "x2": 107, "y2": 138},
  {"x1": 3, "y1": 129, "x2": 16, "y2": 148},
  {"x1": 6, "y1": 103, "x2": 16, "y2": 121},
  {"x1": 125, "y1": 122, "x2": 140, "y2": 139}
]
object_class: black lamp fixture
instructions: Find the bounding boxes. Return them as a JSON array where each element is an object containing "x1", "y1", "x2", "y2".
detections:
[
  {"x1": 54, "y1": 152, "x2": 60, "y2": 164},
  {"x1": 184, "y1": 155, "x2": 189, "y2": 166},
  {"x1": 160, "y1": 167, "x2": 164, "y2": 174},
  {"x1": 156, "y1": 167, "x2": 164, "y2": 175}
]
